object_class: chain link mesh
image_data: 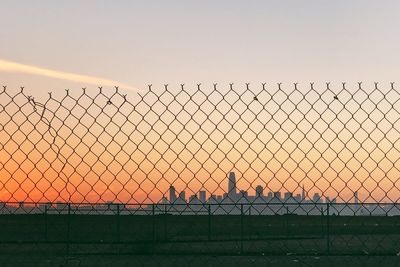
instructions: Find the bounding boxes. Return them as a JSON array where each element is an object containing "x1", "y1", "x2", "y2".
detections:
[
  {"x1": 1, "y1": 82, "x2": 400, "y2": 263},
  {"x1": 1, "y1": 82, "x2": 400, "y2": 206}
]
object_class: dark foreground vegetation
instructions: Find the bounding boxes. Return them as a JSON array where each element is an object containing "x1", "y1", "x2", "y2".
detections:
[{"x1": 0, "y1": 214, "x2": 400, "y2": 258}]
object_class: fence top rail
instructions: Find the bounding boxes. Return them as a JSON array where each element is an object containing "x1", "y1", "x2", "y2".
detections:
[{"x1": 1, "y1": 201, "x2": 400, "y2": 206}]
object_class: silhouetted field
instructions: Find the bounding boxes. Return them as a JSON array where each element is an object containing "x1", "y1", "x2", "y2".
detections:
[
  {"x1": 0, "y1": 214, "x2": 399, "y2": 258},
  {"x1": 2, "y1": 255, "x2": 400, "y2": 267}
]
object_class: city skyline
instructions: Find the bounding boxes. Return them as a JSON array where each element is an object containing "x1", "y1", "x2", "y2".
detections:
[
  {"x1": 1, "y1": 2, "x2": 399, "y2": 264},
  {"x1": 163, "y1": 171, "x2": 338, "y2": 205}
]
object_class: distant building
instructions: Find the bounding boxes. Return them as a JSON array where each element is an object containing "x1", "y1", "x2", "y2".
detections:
[
  {"x1": 313, "y1": 193, "x2": 322, "y2": 203},
  {"x1": 210, "y1": 194, "x2": 217, "y2": 203},
  {"x1": 199, "y1": 190, "x2": 206, "y2": 203},
  {"x1": 158, "y1": 171, "x2": 338, "y2": 215},
  {"x1": 179, "y1": 191, "x2": 186, "y2": 202},
  {"x1": 255, "y1": 185, "x2": 263, "y2": 197},
  {"x1": 301, "y1": 185, "x2": 306, "y2": 201},
  {"x1": 228, "y1": 172, "x2": 237, "y2": 201},
  {"x1": 169, "y1": 185, "x2": 176, "y2": 203},
  {"x1": 239, "y1": 190, "x2": 248, "y2": 201},
  {"x1": 189, "y1": 194, "x2": 199, "y2": 204},
  {"x1": 284, "y1": 192, "x2": 293, "y2": 201},
  {"x1": 354, "y1": 191, "x2": 359, "y2": 206},
  {"x1": 273, "y1": 192, "x2": 281, "y2": 201}
]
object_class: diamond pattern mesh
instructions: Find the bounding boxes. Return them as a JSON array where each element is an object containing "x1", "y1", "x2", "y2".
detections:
[
  {"x1": 1, "y1": 83, "x2": 399, "y2": 207},
  {"x1": 1, "y1": 83, "x2": 400, "y2": 260}
]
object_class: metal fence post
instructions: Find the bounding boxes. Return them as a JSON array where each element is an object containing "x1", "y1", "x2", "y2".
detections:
[
  {"x1": 320, "y1": 207, "x2": 324, "y2": 239},
  {"x1": 208, "y1": 204, "x2": 211, "y2": 241},
  {"x1": 326, "y1": 203, "x2": 330, "y2": 255},
  {"x1": 152, "y1": 204, "x2": 156, "y2": 242},
  {"x1": 67, "y1": 203, "x2": 71, "y2": 256},
  {"x1": 117, "y1": 204, "x2": 120, "y2": 243},
  {"x1": 164, "y1": 204, "x2": 167, "y2": 241},
  {"x1": 44, "y1": 204, "x2": 48, "y2": 241},
  {"x1": 240, "y1": 203, "x2": 244, "y2": 254}
]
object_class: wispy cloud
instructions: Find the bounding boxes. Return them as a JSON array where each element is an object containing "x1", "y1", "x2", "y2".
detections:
[{"x1": 0, "y1": 59, "x2": 140, "y2": 92}]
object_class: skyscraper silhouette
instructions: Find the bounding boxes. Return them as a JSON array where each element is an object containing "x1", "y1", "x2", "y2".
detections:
[
  {"x1": 228, "y1": 172, "x2": 237, "y2": 200},
  {"x1": 169, "y1": 185, "x2": 176, "y2": 203},
  {"x1": 255, "y1": 185, "x2": 263, "y2": 197},
  {"x1": 199, "y1": 190, "x2": 206, "y2": 203}
]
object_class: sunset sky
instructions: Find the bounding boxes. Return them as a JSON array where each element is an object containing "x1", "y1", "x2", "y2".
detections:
[
  {"x1": 1, "y1": 1, "x2": 400, "y2": 204},
  {"x1": 1, "y1": 1, "x2": 400, "y2": 97}
]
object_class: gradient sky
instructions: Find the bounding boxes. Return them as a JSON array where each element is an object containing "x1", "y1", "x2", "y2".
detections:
[{"x1": 1, "y1": 0, "x2": 400, "y2": 98}]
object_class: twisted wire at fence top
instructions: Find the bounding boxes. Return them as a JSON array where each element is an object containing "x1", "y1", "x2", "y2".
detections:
[{"x1": 0, "y1": 82, "x2": 400, "y2": 206}]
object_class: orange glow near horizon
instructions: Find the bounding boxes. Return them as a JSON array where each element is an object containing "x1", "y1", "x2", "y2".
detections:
[{"x1": 1, "y1": 85, "x2": 400, "y2": 204}]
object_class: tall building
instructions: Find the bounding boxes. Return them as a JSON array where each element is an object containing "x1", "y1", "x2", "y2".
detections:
[
  {"x1": 199, "y1": 190, "x2": 206, "y2": 203},
  {"x1": 301, "y1": 184, "x2": 306, "y2": 201},
  {"x1": 255, "y1": 185, "x2": 263, "y2": 197},
  {"x1": 169, "y1": 185, "x2": 176, "y2": 203},
  {"x1": 228, "y1": 172, "x2": 237, "y2": 200}
]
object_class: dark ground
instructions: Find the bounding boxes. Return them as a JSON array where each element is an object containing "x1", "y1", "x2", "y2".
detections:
[
  {"x1": 1, "y1": 214, "x2": 400, "y2": 266},
  {"x1": 3, "y1": 255, "x2": 400, "y2": 267}
]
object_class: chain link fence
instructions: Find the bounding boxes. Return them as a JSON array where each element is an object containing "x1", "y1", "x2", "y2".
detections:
[{"x1": 1, "y1": 82, "x2": 400, "y2": 264}]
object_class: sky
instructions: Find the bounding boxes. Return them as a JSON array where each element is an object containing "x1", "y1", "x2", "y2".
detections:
[
  {"x1": 1, "y1": 0, "x2": 400, "y2": 98},
  {"x1": 1, "y1": 1, "x2": 400, "y2": 204}
]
